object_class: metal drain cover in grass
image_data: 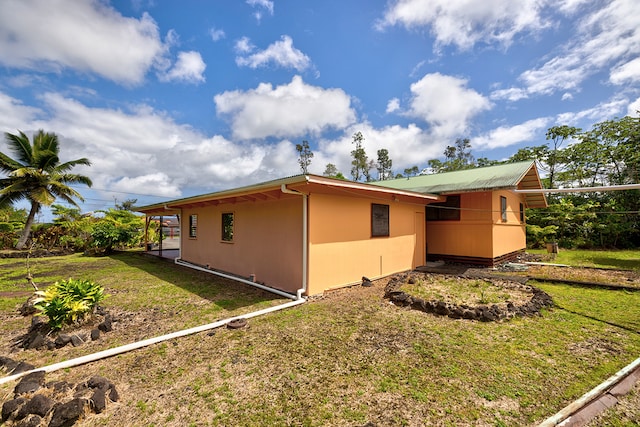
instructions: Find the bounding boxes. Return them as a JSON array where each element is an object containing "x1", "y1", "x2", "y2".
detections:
[{"x1": 227, "y1": 318, "x2": 248, "y2": 329}]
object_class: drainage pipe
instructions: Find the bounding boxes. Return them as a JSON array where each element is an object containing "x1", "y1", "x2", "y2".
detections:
[
  {"x1": 0, "y1": 297, "x2": 306, "y2": 386},
  {"x1": 280, "y1": 183, "x2": 309, "y2": 299},
  {"x1": 538, "y1": 355, "x2": 640, "y2": 426},
  {"x1": 174, "y1": 258, "x2": 298, "y2": 300}
]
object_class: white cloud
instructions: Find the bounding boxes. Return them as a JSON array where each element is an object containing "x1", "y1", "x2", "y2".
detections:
[
  {"x1": 386, "y1": 98, "x2": 400, "y2": 113},
  {"x1": 214, "y1": 75, "x2": 356, "y2": 140},
  {"x1": 0, "y1": 0, "x2": 168, "y2": 85},
  {"x1": 474, "y1": 118, "x2": 551, "y2": 150},
  {"x1": 209, "y1": 27, "x2": 226, "y2": 41},
  {"x1": 520, "y1": 0, "x2": 640, "y2": 96},
  {"x1": 555, "y1": 97, "x2": 629, "y2": 125},
  {"x1": 159, "y1": 51, "x2": 206, "y2": 84},
  {"x1": 235, "y1": 35, "x2": 311, "y2": 72},
  {"x1": 610, "y1": 57, "x2": 640, "y2": 85},
  {"x1": 490, "y1": 87, "x2": 529, "y2": 102},
  {"x1": 0, "y1": 92, "x2": 44, "y2": 133},
  {"x1": 405, "y1": 73, "x2": 491, "y2": 138},
  {"x1": 628, "y1": 98, "x2": 640, "y2": 116},
  {"x1": 377, "y1": 0, "x2": 551, "y2": 50},
  {"x1": 247, "y1": 0, "x2": 274, "y2": 22},
  {"x1": 235, "y1": 37, "x2": 255, "y2": 54}
]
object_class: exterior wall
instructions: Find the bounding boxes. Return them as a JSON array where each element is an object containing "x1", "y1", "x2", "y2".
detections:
[
  {"x1": 180, "y1": 196, "x2": 303, "y2": 294},
  {"x1": 307, "y1": 193, "x2": 424, "y2": 295},
  {"x1": 491, "y1": 190, "x2": 526, "y2": 258},
  {"x1": 426, "y1": 191, "x2": 494, "y2": 259},
  {"x1": 426, "y1": 190, "x2": 527, "y2": 262}
]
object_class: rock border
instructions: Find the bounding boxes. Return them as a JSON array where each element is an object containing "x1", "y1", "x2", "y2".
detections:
[
  {"x1": 1, "y1": 367, "x2": 119, "y2": 427},
  {"x1": 384, "y1": 272, "x2": 554, "y2": 322}
]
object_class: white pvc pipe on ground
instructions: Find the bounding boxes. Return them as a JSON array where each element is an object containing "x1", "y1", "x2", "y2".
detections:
[
  {"x1": 174, "y1": 258, "x2": 299, "y2": 300},
  {"x1": 0, "y1": 298, "x2": 306, "y2": 386}
]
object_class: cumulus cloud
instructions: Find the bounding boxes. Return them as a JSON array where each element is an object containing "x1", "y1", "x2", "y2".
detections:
[
  {"x1": 209, "y1": 27, "x2": 226, "y2": 41},
  {"x1": 158, "y1": 51, "x2": 206, "y2": 83},
  {"x1": 386, "y1": 98, "x2": 401, "y2": 113},
  {"x1": 377, "y1": 0, "x2": 551, "y2": 50},
  {"x1": 473, "y1": 118, "x2": 551, "y2": 150},
  {"x1": 316, "y1": 123, "x2": 441, "y2": 177},
  {"x1": 405, "y1": 73, "x2": 491, "y2": 138},
  {"x1": 214, "y1": 75, "x2": 356, "y2": 140},
  {"x1": 0, "y1": 0, "x2": 168, "y2": 85},
  {"x1": 235, "y1": 35, "x2": 311, "y2": 72}
]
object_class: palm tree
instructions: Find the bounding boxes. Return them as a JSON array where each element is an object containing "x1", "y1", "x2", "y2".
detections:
[{"x1": 0, "y1": 130, "x2": 92, "y2": 249}]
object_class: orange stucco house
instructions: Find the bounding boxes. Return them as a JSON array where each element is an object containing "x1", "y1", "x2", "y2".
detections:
[
  {"x1": 373, "y1": 160, "x2": 547, "y2": 265},
  {"x1": 137, "y1": 161, "x2": 546, "y2": 296}
]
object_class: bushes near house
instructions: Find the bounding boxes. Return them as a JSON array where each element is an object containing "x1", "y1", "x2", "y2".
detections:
[{"x1": 34, "y1": 278, "x2": 106, "y2": 331}]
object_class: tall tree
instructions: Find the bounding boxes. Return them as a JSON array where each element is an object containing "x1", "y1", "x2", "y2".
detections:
[
  {"x1": 376, "y1": 148, "x2": 393, "y2": 180},
  {"x1": 295, "y1": 140, "x2": 314, "y2": 174},
  {"x1": 404, "y1": 166, "x2": 419, "y2": 177},
  {"x1": 427, "y1": 138, "x2": 475, "y2": 173},
  {"x1": 0, "y1": 130, "x2": 92, "y2": 249},
  {"x1": 350, "y1": 131, "x2": 371, "y2": 182},
  {"x1": 545, "y1": 125, "x2": 580, "y2": 189}
]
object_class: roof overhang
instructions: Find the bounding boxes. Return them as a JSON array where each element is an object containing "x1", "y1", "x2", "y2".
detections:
[{"x1": 136, "y1": 175, "x2": 443, "y2": 215}]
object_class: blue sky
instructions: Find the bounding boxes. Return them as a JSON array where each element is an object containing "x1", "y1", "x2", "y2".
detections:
[{"x1": 1, "y1": 0, "x2": 639, "y2": 217}]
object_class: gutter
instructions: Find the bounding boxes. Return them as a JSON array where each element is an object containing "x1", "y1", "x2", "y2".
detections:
[
  {"x1": 516, "y1": 183, "x2": 640, "y2": 193},
  {"x1": 281, "y1": 182, "x2": 309, "y2": 299}
]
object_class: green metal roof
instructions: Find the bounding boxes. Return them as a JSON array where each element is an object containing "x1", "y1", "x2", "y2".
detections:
[{"x1": 373, "y1": 161, "x2": 547, "y2": 207}]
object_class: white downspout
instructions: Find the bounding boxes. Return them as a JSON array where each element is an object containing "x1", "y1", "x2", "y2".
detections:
[{"x1": 281, "y1": 183, "x2": 308, "y2": 299}]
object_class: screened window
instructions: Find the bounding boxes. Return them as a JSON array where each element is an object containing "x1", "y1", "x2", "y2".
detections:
[
  {"x1": 501, "y1": 196, "x2": 508, "y2": 222},
  {"x1": 222, "y1": 212, "x2": 234, "y2": 242},
  {"x1": 371, "y1": 204, "x2": 389, "y2": 237},
  {"x1": 189, "y1": 214, "x2": 197, "y2": 238},
  {"x1": 426, "y1": 195, "x2": 460, "y2": 221}
]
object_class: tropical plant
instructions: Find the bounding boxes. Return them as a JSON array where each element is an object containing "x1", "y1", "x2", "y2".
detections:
[
  {"x1": 0, "y1": 130, "x2": 92, "y2": 249},
  {"x1": 90, "y1": 208, "x2": 145, "y2": 253},
  {"x1": 34, "y1": 278, "x2": 106, "y2": 331}
]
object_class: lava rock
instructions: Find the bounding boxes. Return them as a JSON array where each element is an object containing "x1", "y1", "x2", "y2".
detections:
[{"x1": 49, "y1": 398, "x2": 87, "y2": 427}]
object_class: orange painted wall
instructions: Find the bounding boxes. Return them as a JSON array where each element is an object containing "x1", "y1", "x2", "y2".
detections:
[
  {"x1": 180, "y1": 196, "x2": 303, "y2": 294},
  {"x1": 426, "y1": 190, "x2": 527, "y2": 259},
  {"x1": 426, "y1": 191, "x2": 494, "y2": 258},
  {"x1": 307, "y1": 193, "x2": 424, "y2": 295},
  {"x1": 491, "y1": 190, "x2": 526, "y2": 257}
]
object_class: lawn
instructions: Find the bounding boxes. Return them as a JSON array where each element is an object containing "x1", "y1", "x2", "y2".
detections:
[{"x1": 1, "y1": 251, "x2": 639, "y2": 426}]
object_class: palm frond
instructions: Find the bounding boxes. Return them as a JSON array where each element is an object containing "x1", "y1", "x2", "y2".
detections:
[{"x1": 4, "y1": 131, "x2": 33, "y2": 165}]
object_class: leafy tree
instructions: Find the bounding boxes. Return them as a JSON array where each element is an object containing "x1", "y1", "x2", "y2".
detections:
[
  {"x1": 427, "y1": 138, "x2": 476, "y2": 173},
  {"x1": 295, "y1": 140, "x2": 314, "y2": 174},
  {"x1": 0, "y1": 130, "x2": 92, "y2": 249},
  {"x1": 115, "y1": 198, "x2": 138, "y2": 211},
  {"x1": 90, "y1": 208, "x2": 144, "y2": 253},
  {"x1": 544, "y1": 125, "x2": 580, "y2": 189},
  {"x1": 376, "y1": 149, "x2": 393, "y2": 180},
  {"x1": 403, "y1": 166, "x2": 419, "y2": 177},
  {"x1": 350, "y1": 131, "x2": 371, "y2": 182},
  {"x1": 323, "y1": 163, "x2": 345, "y2": 179}
]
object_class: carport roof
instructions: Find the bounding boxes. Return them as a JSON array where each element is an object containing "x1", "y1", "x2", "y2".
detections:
[{"x1": 372, "y1": 161, "x2": 547, "y2": 208}]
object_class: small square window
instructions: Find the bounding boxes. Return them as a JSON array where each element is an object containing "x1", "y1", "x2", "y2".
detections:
[
  {"x1": 189, "y1": 214, "x2": 197, "y2": 238},
  {"x1": 371, "y1": 204, "x2": 389, "y2": 237},
  {"x1": 222, "y1": 212, "x2": 234, "y2": 242}
]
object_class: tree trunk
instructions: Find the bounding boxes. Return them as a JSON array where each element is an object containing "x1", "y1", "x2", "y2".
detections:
[{"x1": 15, "y1": 201, "x2": 39, "y2": 250}]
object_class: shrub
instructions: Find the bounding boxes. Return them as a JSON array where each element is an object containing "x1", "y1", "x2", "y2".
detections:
[{"x1": 34, "y1": 279, "x2": 107, "y2": 331}]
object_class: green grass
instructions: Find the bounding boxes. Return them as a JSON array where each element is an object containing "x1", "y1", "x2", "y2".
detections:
[
  {"x1": 528, "y1": 248, "x2": 640, "y2": 270},
  {"x1": 1, "y1": 250, "x2": 640, "y2": 426}
]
